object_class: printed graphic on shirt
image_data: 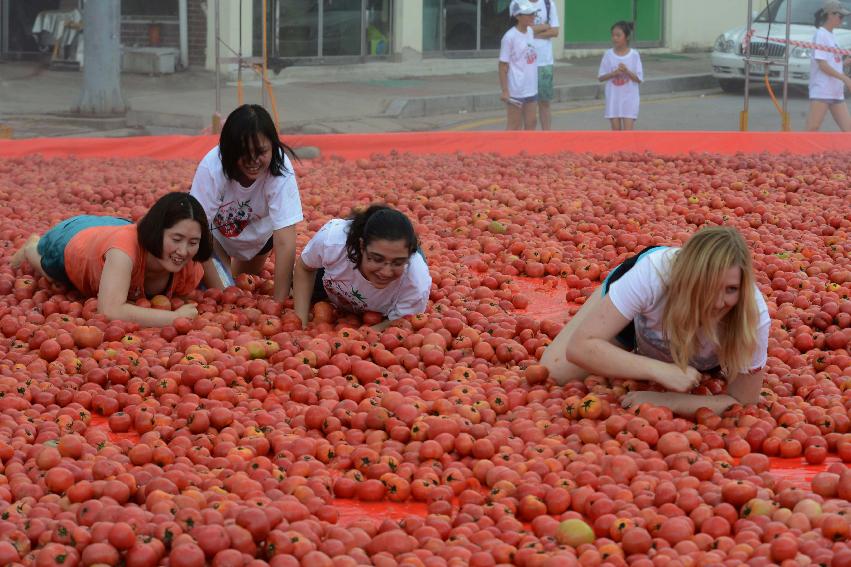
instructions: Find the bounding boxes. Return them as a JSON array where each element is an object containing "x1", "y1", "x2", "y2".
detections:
[
  {"x1": 634, "y1": 315, "x2": 720, "y2": 372},
  {"x1": 611, "y1": 71, "x2": 629, "y2": 86},
  {"x1": 525, "y1": 42, "x2": 537, "y2": 65},
  {"x1": 212, "y1": 199, "x2": 258, "y2": 238},
  {"x1": 324, "y1": 278, "x2": 368, "y2": 313}
]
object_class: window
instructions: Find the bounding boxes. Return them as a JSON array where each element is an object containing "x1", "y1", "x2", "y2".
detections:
[{"x1": 122, "y1": 0, "x2": 178, "y2": 19}]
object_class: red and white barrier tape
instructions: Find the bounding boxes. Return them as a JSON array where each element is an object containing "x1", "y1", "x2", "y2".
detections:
[{"x1": 742, "y1": 28, "x2": 851, "y2": 56}]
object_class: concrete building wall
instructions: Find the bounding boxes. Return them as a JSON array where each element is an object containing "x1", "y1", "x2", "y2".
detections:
[
  {"x1": 665, "y1": 0, "x2": 745, "y2": 51},
  {"x1": 119, "y1": 0, "x2": 206, "y2": 67},
  {"x1": 205, "y1": 0, "x2": 252, "y2": 73},
  {"x1": 121, "y1": 22, "x2": 180, "y2": 50},
  {"x1": 188, "y1": 0, "x2": 207, "y2": 67},
  {"x1": 393, "y1": 0, "x2": 423, "y2": 61},
  {"x1": 199, "y1": 0, "x2": 744, "y2": 70},
  {"x1": 552, "y1": 0, "x2": 566, "y2": 60}
]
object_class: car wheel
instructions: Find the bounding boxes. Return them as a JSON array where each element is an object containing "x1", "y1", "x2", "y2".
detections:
[{"x1": 718, "y1": 79, "x2": 744, "y2": 93}]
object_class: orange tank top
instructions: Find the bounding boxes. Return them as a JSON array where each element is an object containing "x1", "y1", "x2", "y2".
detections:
[{"x1": 63, "y1": 223, "x2": 203, "y2": 299}]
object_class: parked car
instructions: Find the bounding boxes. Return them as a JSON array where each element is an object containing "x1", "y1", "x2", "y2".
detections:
[{"x1": 711, "y1": 0, "x2": 851, "y2": 92}]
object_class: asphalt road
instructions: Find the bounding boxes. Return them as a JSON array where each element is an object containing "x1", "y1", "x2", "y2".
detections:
[{"x1": 442, "y1": 86, "x2": 848, "y2": 133}]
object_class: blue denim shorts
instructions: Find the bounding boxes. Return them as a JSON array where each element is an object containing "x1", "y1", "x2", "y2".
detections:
[
  {"x1": 811, "y1": 98, "x2": 845, "y2": 105},
  {"x1": 509, "y1": 95, "x2": 538, "y2": 106},
  {"x1": 38, "y1": 215, "x2": 131, "y2": 284}
]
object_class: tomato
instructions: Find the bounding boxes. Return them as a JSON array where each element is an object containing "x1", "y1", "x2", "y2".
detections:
[
  {"x1": 169, "y1": 543, "x2": 206, "y2": 567},
  {"x1": 80, "y1": 542, "x2": 120, "y2": 566}
]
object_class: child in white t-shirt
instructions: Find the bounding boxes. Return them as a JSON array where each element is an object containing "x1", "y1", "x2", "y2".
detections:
[
  {"x1": 806, "y1": 2, "x2": 851, "y2": 131},
  {"x1": 598, "y1": 21, "x2": 643, "y2": 131},
  {"x1": 499, "y1": 0, "x2": 539, "y2": 130},
  {"x1": 293, "y1": 205, "x2": 432, "y2": 330},
  {"x1": 510, "y1": 0, "x2": 561, "y2": 130},
  {"x1": 190, "y1": 104, "x2": 304, "y2": 302},
  {"x1": 541, "y1": 227, "x2": 770, "y2": 418}
]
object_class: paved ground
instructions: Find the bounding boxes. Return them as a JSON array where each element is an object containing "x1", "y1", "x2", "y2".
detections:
[
  {"x1": 446, "y1": 87, "x2": 830, "y2": 132},
  {"x1": 0, "y1": 51, "x2": 719, "y2": 138}
]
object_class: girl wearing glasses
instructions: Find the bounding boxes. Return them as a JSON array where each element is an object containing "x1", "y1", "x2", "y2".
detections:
[{"x1": 293, "y1": 204, "x2": 431, "y2": 330}]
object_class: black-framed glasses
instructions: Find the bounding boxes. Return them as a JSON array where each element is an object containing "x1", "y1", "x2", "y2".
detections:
[{"x1": 363, "y1": 250, "x2": 410, "y2": 269}]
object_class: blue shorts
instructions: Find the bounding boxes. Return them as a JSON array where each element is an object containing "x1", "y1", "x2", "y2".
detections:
[
  {"x1": 38, "y1": 216, "x2": 131, "y2": 285},
  {"x1": 509, "y1": 95, "x2": 538, "y2": 106},
  {"x1": 811, "y1": 98, "x2": 845, "y2": 105}
]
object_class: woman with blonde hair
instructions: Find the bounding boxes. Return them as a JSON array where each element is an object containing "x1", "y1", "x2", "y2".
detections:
[{"x1": 541, "y1": 226, "x2": 770, "y2": 416}]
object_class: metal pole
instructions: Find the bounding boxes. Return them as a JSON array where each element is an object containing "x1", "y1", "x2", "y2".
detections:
[
  {"x1": 237, "y1": 0, "x2": 243, "y2": 106},
  {"x1": 781, "y1": 0, "x2": 792, "y2": 130},
  {"x1": 361, "y1": 0, "x2": 366, "y2": 58},
  {"x1": 214, "y1": 0, "x2": 221, "y2": 131},
  {"x1": 476, "y1": 0, "x2": 481, "y2": 51},
  {"x1": 262, "y1": 0, "x2": 268, "y2": 108},
  {"x1": 740, "y1": 0, "x2": 753, "y2": 131},
  {"x1": 178, "y1": 0, "x2": 188, "y2": 69}
]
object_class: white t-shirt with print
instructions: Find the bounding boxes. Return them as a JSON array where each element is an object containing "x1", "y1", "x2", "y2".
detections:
[
  {"x1": 510, "y1": 0, "x2": 560, "y2": 66},
  {"x1": 499, "y1": 27, "x2": 538, "y2": 98},
  {"x1": 599, "y1": 48, "x2": 643, "y2": 119},
  {"x1": 300, "y1": 219, "x2": 432, "y2": 320},
  {"x1": 606, "y1": 247, "x2": 770, "y2": 373},
  {"x1": 190, "y1": 146, "x2": 304, "y2": 261},
  {"x1": 810, "y1": 27, "x2": 845, "y2": 100}
]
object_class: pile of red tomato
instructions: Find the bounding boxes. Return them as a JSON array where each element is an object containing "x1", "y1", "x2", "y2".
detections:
[{"x1": 0, "y1": 149, "x2": 849, "y2": 566}]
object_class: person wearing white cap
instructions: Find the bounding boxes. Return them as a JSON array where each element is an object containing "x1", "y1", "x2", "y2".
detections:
[
  {"x1": 499, "y1": 0, "x2": 539, "y2": 130},
  {"x1": 806, "y1": 0, "x2": 851, "y2": 131},
  {"x1": 509, "y1": 0, "x2": 560, "y2": 130}
]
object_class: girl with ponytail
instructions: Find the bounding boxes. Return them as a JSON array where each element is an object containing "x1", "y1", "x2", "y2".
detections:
[{"x1": 293, "y1": 204, "x2": 431, "y2": 330}]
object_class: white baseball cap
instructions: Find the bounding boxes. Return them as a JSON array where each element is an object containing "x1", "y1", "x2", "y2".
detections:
[
  {"x1": 823, "y1": 0, "x2": 851, "y2": 16},
  {"x1": 510, "y1": 0, "x2": 538, "y2": 17}
]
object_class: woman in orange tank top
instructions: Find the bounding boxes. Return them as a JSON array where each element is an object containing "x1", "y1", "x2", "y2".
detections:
[{"x1": 11, "y1": 192, "x2": 216, "y2": 327}]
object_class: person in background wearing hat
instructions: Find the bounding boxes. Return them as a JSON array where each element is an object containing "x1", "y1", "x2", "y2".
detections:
[
  {"x1": 806, "y1": 0, "x2": 851, "y2": 131},
  {"x1": 499, "y1": 0, "x2": 539, "y2": 130},
  {"x1": 510, "y1": 0, "x2": 560, "y2": 130}
]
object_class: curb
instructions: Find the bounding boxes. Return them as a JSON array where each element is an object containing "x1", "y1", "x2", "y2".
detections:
[
  {"x1": 126, "y1": 109, "x2": 208, "y2": 131},
  {"x1": 383, "y1": 74, "x2": 718, "y2": 118}
]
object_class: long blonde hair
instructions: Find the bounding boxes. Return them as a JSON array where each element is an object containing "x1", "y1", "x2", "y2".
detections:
[{"x1": 662, "y1": 227, "x2": 759, "y2": 377}]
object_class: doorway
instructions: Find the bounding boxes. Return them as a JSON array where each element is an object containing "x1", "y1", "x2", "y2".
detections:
[{"x1": 260, "y1": 0, "x2": 392, "y2": 62}]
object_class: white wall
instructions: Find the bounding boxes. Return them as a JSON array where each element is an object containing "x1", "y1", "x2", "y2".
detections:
[
  {"x1": 205, "y1": 0, "x2": 253, "y2": 72},
  {"x1": 666, "y1": 0, "x2": 746, "y2": 51},
  {"x1": 552, "y1": 0, "x2": 566, "y2": 60},
  {"x1": 394, "y1": 0, "x2": 423, "y2": 61}
]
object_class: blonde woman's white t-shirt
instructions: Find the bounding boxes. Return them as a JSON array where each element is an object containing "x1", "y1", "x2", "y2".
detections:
[
  {"x1": 809, "y1": 27, "x2": 845, "y2": 100},
  {"x1": 606, "y1": 247, "x2": 770, "y2": 373},
  {"x1": 300, "y1": 219, "x2": 432, "y2": 320},
  {"x1": 190, "y1": 146, "x2": 304, "y2": 261}
]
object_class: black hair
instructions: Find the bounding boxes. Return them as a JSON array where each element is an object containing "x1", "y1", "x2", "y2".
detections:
[
  {"x1": 219, "y1": 104, "x2": 296, "y2": 182},
  {"x1": 137, "y1": 192, "x2": 213, "y2": 262},
  {"x1": 816, "y1": 8, "x2": 829, "y2": 26},
  {"x1": 611, "y1": 20, "x2": 634, "y2": 40},
  {"x1": 345, "y1": 205, "x2": 418, "y2": 266}
]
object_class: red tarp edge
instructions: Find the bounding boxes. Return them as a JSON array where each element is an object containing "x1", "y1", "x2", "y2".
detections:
[{"x1": 3, "y1": 131, "x2": 851, "y2": 161}]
